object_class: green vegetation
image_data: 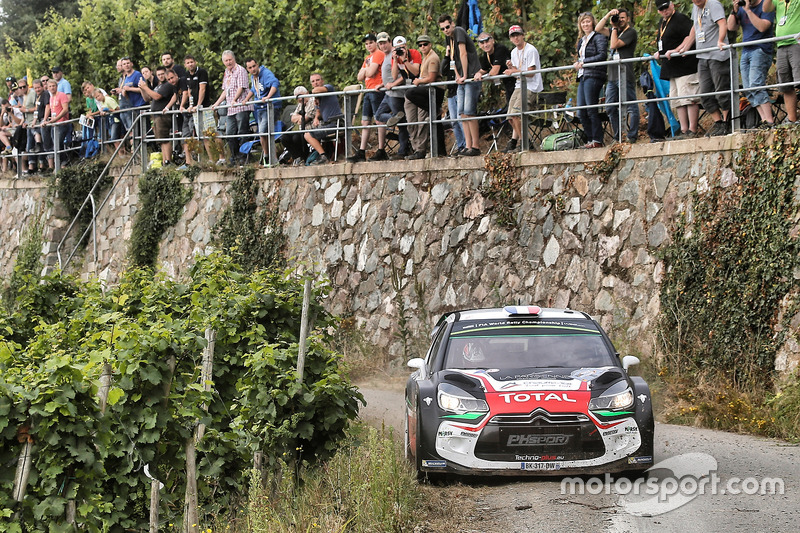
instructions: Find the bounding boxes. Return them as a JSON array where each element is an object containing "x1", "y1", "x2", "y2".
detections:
[
  {"x1": 0, "y1": 251, "x2": 363, "y2": 530},
  {"x1": 128, "y1": 166, "x2": 193, "y2": 268},
  {"x1": 55, "y1": 159, "x2": 112, "y2": 250},
  {"x1": 657, "y1": 128, "x2": 800, "y2": 441},
  {"x1": 213, "y1": 168, "x2": 286, "y2": 273}
]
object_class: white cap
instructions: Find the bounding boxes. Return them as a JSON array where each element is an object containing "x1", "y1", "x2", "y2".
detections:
[
  {"x1": 392, "y1": 36, "x2": 407, "y2": 47},
  {"x1": 293, "y1": 85, "x2": 308, "y2": 97}
]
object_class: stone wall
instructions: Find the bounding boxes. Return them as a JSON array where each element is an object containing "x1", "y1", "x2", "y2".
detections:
[{"x1": 3, "y1": 136, "x2": 797, "y2": 371}]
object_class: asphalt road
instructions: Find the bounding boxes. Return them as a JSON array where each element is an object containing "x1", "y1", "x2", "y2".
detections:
[{"x1": 358, "y1": 386, "x2": 800, "y2": 532}]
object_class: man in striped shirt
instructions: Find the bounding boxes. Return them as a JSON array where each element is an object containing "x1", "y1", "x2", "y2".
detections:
[{"x1": 212, "y1": 50, "x2": 253, "y2": 166}]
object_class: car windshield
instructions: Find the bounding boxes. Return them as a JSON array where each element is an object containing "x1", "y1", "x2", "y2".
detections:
[{"x1": 443, "y1": 318, "x2": 616, "y2": 370}]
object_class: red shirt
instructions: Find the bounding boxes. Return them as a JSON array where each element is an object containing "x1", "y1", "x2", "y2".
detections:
[
  {"x1": 363, "y1": 49, "x2": 385, "y2": 89},
  {"x1": 49, "y1": 91, "x2": 70, "y2": 122}
]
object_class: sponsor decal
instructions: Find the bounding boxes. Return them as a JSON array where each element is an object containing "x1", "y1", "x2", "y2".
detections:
[
  {"x1": 459, "y1": 431, "x2": 479, "y2": 438},
  {"x1": 507, "y1": 434, "x2": 570, "y2": 446},
  {"x1": 521, "y1": 462, "x2": 562, "y2": 471},
  {"x1": 603, "y1": 428, "x2": 619, "y2": 436},
  {"x1": 627, "y1": 456, "x2": 653, "y2": 464},
  {"x1": 423, "y1": 397, "x2": 432, "y2": 406},
  {"x1": 516, "y1": 455, "x2": 565, "y2": 461},
  {"x1": 638, "y1": 394, "x2": 648, "y2": 404},
  {"x1": 498, "y1": 379, "x2": 582, "y2": 391},
  {"x1": 624, "y1": 425, "x2": 639, "y2": 433},
  {"x1": 422, "y1": 460, "x2": 447, "y2": 468},
  {"x1": 497, "y1": 392, "x2": 578, "y2": 404},
  {"x1": 438, "y1": 430, "x2": 453, "y2": 437}
]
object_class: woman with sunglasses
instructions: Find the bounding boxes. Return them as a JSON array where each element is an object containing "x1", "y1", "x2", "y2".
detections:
[{"x1": 574, "y1": 11, "x2": 608, "y2": 148}]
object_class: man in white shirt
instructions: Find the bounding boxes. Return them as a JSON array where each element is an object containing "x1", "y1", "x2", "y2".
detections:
[{"x1": 504, "y1": 25, "x2": 542, "y2": 152}]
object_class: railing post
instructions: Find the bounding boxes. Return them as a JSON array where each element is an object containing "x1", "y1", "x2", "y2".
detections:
[
  {"x1": 139, "y1": 111, "x2": 147, "y2": 172},
  {"x1": 343, "y1": 91, "x2": 352, "y2": 158},
  {"x1": 53, "y1": 125, "x2": 60, "y2": 174},
  {"x1": 428, "y1": 85, "x2": 438, "y2": 158},
  {"x1": 617, "y1": 59, "x2": 625, "y2": 143},
  {"x1": 729, "y1": 45, "x2": 740, "y2": 133},
  {"x1": 520, "y1": 74, "x2": 529, "y2": 150},
  {"x1": 267, "y1": 101, "x2": 277, "y2": 166}
]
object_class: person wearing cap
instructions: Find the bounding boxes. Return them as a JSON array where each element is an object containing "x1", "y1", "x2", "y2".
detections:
[
  {"x1": 728, "y1": 0, "x2": 775, "y2": 129},
  {"x1": 763, "y1": 0, "x2": 797, "y2": 123},
  {"x1": 655, "y1": 1, "x2": 701, "y2": 138},
  {"x1": 0, "y1": 94, "x2": 24, "y2": 166},
  {"x1": 5, "y1": 76, "x2": 16, "y2": 99},
  {"x1": 280, "y1": 85, "x2": 316, "y2": 164},
  {"x1": 403, "y1": 34, "x2": 444, "y2": 159},
  {"x1": 40, "y1": 79, "x2": 72, "y2": 162},
  {"x1": 348, "y1": 33, "x2": 387, "y2": 163},
  {"x1": 50, "y1": 66, "x2": 72, "y2": 103},
  {"x1": 675, "y1": 0, "x2": 731, "y2": 137},
  {"x1": 474, "y1": 32, "x2": 515, "y2": 109},
  {"x1": 372, "y1": 32, "x2": 403, "y2": 160},
  {"x1": 438, "y1": 14, "x2": 482, "y2": 157},
  {"x1": 596, "y1": 8, "x2": 640, "y2": 143},
  {"x1": 503, "y1": 25, "x2": 542, "y2": 152},
  {"x1": 244, "y1": 57, "x2": 282, "y2": 165}
]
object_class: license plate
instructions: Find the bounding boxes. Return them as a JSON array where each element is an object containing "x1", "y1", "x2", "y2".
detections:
[{"x1": 521, "y1": 462, "x2": 561, "y2": 471}]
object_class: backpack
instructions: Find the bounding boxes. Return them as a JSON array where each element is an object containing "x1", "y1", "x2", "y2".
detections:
[{"x1": 541, "y1": 130, "x2": 585, "y2": 151}]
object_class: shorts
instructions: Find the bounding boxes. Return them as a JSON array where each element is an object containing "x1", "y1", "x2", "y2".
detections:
[
  {"x1": 508, "y1": 88, "x2": 538, "y2": 114},
  {"x1": 310, "y1": 117, "x2": 343, "y2": 140},
  {"x1": 256, "y1": 106, "x2": 281, "y2": 134},
  {"x1": 362, "y1": 91, "x2": 385, "y2": 120},
  {"x1": 153, "y1": 115, "x2": 171, "y2": 141},
  {"x1": 669, "y1": 73, "x2": 701, "y2": 107},
  {"x1": 776, "y1": 43, "x2": 800, "y2": 92},
  {"x1": 457, "y1": 80, "x2": 481, "y2": 116}
]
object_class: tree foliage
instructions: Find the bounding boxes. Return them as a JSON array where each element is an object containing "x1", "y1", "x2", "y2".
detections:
[{"x1": 0, "y1": 251, "x2": 363, "y2": 530}]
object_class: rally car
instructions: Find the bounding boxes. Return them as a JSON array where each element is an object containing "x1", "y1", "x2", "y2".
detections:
[{"x1": 404, "y1": 306, "x2": 654, "y2": 478}]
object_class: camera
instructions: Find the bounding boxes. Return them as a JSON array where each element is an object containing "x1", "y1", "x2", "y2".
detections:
[
  {"x1": 737, "y1": 0, "x2": 746, "y2": 6},
  {"x1": 394, "y1": 47, "x2": 406, "y2": 56},
  {"x1": 610, "y1": 14, "x2": 620, "y2": 24}
]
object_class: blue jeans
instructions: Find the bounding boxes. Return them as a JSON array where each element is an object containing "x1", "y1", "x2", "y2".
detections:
[
  {"x1": 376, "y1": 95, "x2": 409, "y2": 154},
  {"x1": 456, "y1": 80, "x2": 481, "y2": 116},
  {"x1": 226, "y1": 110, "x2": 251, "y2": 161},
  {"x1": 606, "y1": 79, "x2": 640, "y2": 141},
  {"x1": 577, "y1": 76, "x2": 604, "y2": 144},
  {"x1": 740, "y1": 47, "x2": 771, "y2": 107},
  {"x1": 447, "y1": 94, "x2": 466, "y2": 150}
]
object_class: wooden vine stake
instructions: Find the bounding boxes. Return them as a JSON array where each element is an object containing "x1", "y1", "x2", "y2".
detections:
[
  {"x1": 150, "y1": 356, "x2": 175, "y2": 532},
  {"x1": 296, "y1": 279, "x2": 312, "y2": 384},
  {"x1": 12, "y1": 426, "x2": 34, "y2": 521},
  {"x1": 184, "y1": 328, "x2": 215, "y2": 533}
]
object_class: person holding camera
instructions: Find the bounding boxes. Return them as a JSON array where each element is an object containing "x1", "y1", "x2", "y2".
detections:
[
  {"x1": 375, "y1": 35, "x2": 420, "y2": 159},
  {"x1": 596, "y1": 8, "x2": 640, "y2": 143},
  {"x1": 348, "y1": 33, "x2": 387, "y2": 163},
  {"x1": 676, "y1": 0, "x2": 732, "y2": 136},
  {"x1": 764, "y1": 0, "x2": 800, "y2": 124},
  {"x1": 728, "y1": 0, "x2": 776, "y2": 128}
]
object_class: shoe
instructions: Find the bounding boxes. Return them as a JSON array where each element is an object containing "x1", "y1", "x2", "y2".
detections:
[
  {"x1": 649, "y1": 138, "x2": 665, "y2": 143},
  {"x1": 163, "y1": 160, "x2": 172, "y2": 166},
  {"x1": 405, "y1": 151, "x2": 426, "y2": 160},
  {"x1": 347, "y1": 149, "x2": 366, "y2": 163},
  {"x1": 626, "y1": 136, "x2": 637, "y2": 144},
  {"x1": 584, "y1": 141, "x2": 603, "y2": 149},
  {"x1": 216, "y1": 158, "x2": 226, "y2": 166},
  {"x1": 705, "y1": 121, "x2": 728, "y2": 137},
  {"x1": 2, "y1": 146, "x2": 11, "y2": 155},
  {"x1": 464, "y1": 148, "x2": 481, "y2": 157},
  {"x1": 385, "y1": 112, "x2": 404, "y2": 128},
  {"x1": 177, "y1": 164, "x2": 189, "y2": 170},
  {"x1": 757, "y1": 120, "x2": 775, "y2": 130},
  {"x1": 503, "y1": 139, "x2": 518, "y2": 153},
  {"x1": 34, "y1": 143, "x2": 43, "y2": 153},
  {"x1": 368, "y1": 148, "x2": 388, "y2": 161},
  {"x1": 390, "y1": 152, "x2": 407, "y2": 160},
  {"x1": 305, "y1": 151, "x2": 320, "y2": 165},
  {"x1": 309, "y1": 154, "x2": 329, "y2": 165},
  {"x1": 292, "y1": 158, "x2": 304, "y2": 166}
]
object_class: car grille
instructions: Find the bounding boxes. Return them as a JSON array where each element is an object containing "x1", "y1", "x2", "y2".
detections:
[{"x1": 474, "y1": 408, "x2": 605, "y2": 461}]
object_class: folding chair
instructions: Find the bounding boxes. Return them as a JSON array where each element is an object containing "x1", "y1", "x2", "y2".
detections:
[
  {"x1": 484, "y1": 109, "x2": 511, "y2": 154},
  {"x1": 320, "y1": 84, "x2": 362, "y2": 161}
]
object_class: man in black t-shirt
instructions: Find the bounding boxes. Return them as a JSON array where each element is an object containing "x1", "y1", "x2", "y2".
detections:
[
  {"x1": 655, "y1": 0, "x2": 701, "y2": 137},
  {"x1": 180, "y1": 54, "x2": 217, "y2": 165},
  {"x1": 139, "y1": 68, "x2": 179, "y2": 165},
  {"x1": 474, "y1": 33, "x2": 515, "y2": 108},
  {"x1": 596, "y1": 8, "x2": 640, "y2": 142},
  {"x1": 31, "y1": 79, "x2": 51, "y2": 171}
]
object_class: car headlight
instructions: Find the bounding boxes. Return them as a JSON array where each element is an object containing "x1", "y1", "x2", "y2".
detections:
[
  {"x1": 589, "y1": 387, "x2": 634, "y2": 410},
  {"x1": 437, "y1": 383, "x2": 489, "y2": 414}
]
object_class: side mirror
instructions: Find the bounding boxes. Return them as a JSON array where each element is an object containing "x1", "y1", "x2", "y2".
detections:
[
  {"x1": 622, "y1": 355, "x2": 640, "y2": 372},
  {"x1": 407, "y1": 358, "x2": 426, "y2": 374}
]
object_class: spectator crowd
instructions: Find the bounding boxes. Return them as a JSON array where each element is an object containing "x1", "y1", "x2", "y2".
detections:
[{"x1": 1, "y1": 2, "x2": 798, "y2": 172}]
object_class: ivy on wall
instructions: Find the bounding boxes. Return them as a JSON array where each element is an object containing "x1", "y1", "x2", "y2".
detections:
[{"x1": 659, "y1": 128, "x2": 800, "y2": 386}]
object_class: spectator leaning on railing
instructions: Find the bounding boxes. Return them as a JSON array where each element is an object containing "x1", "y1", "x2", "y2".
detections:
[
  {"x1": 656, "y1": 0, "x2": 702, "y2": 138},
  {"x1": 574, "y1": 11, "x2": 608, "y2": 149},
  {"x1": 764, "y1": 0, "x2": 800, "y2": 124},
  {"x1": 403, "y1": 34, "x2": 444, "y2": 160},
  {"x1": 303, "y1": 72, "x2": 343, "y2": 166},
  {"x1": 596, "y1": 8, "x2": 640, "y2": 143},
  {"x1": 728, "y1": 0, "x2": 776, "y2": 128},
  {"x1": 212, "y1": 50, "x2": 253, "y2": 167},
  {"x1": 349, "y1": 33, "x2": 387, "y2": 163},
  {"x1": 503, "y1": 25, "x2": 543, "y2": 152},
  {"x1": 677, "y1": 0, "x2": 732, "y2": 137}
]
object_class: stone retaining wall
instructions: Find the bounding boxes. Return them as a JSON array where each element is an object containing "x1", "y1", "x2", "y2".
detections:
[{"x1": 3, "y1": 136, "x2": 797, "y2": 371}]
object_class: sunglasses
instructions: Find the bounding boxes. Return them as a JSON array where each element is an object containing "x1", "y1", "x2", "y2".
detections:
[
  {"x1": 439, "y1": 25, "x2": 451, "y2": 31},
  {"x1": 478, "y1": 37, "x2": 491, "y2": 43},
  {"x1": 418, "y1": 42, "x2": 431, "y2": 46}
]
